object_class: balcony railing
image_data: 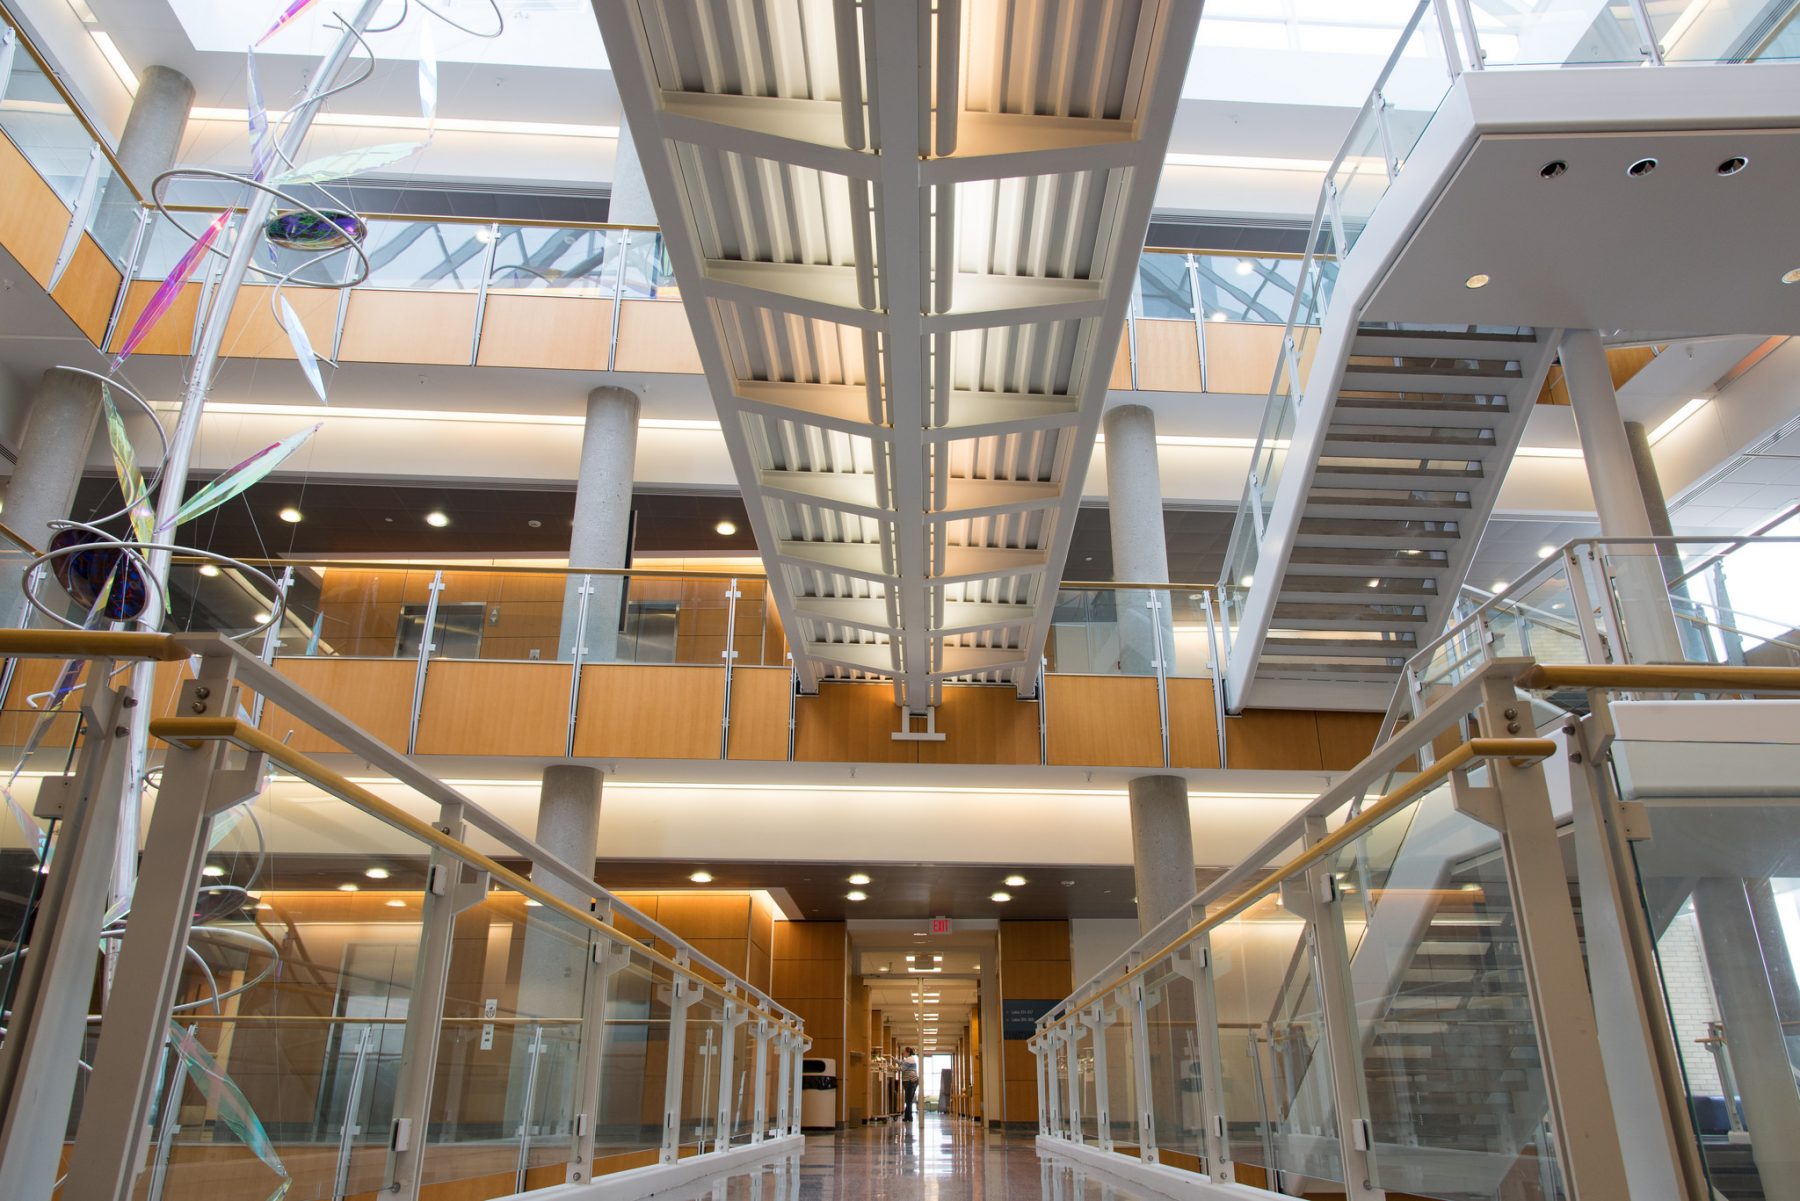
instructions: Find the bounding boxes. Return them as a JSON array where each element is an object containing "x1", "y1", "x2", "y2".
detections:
[{"x1": 0, "y1": 628, "x2": 809, "y2": 1201}]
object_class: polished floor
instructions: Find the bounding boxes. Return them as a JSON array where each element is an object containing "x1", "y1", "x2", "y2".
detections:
[{"x1": 677, "y1": 1115, "x2": 1151, "y2": 1201}]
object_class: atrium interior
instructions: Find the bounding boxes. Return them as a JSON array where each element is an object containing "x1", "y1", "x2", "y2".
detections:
[{"x1": 0, "y1": 2, "x2": 1798, "y2": 1201}]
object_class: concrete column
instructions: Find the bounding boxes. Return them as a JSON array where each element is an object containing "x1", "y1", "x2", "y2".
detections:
[
  {"x1": 1627, "y1": 417, "x2": 1714, "y2": 661},
  {"x1": 561, "y1": 386, "x2": 639, "y2": 663},
  {"x1": 92, "y1": 65, "x2": 194, "y2": 253},
  {"x1": 1559, "y1": 331, "x2": 1684, "y2": 663},
  {"x1": 534, "y1": 763, "x2": 603, "y2": 906},
  {"x1": 1102, "y1": 404, "x2": 1172, "y2": 675},
  {"x1": 607, "y1": 117, "x2": 657, "y2": 226},
  {"x1": 0, "y1": 369, "x2": 103, "y2": 626},
  {"x1": 1128, "y1": 775, "x2": 1195, "y2": 937},
  {"x1": 1693, "y1": 878, "x2": 1800, "y2": 1201}
]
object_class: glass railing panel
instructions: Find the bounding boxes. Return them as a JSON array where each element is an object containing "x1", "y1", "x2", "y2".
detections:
[
  {"x1": 1141, "y1": 953, "x2": 1209, "y2": 1171},
  {"x1": 1193, "y1": 254, "x2": 1314, "y2": 326},
  {"x1": 619, "y1": 231, "x2": 681, "y2": 300},
  {"x1": 135, "y1": 209, "x2": 358, "y2": 288},
  {"x1": 0, "y1": 51, "x2": 93, "y2": 205},
  {"x1": 1330, "y1": 105, "x2": 1392, "y2": 252},
  {"x1": 727, "y1": 1019, "x2": 758, "y2": 1145},
  {"x1": 733, "y1": 578, "x2": 789, "y2": 668},
  {"x1": 680, "y1": 990, "x2": 727, "y2": 1153},
  {"x1": 1467, "y1": 0, "x2": 1649, "y2": 67},
  {"x1": 1047, "y1": 587, "x2": 1152, "y2": 676},
  {"x1": 1211, "y1": 884, "x2": 1340, "y2": 1189},
  {"x1": 1661, "y1": 537, "x2": 1800, "y2": 668},
  {"x1": 433, "y1": 569, "x2": 569, "y2": 662},
  {"x1": 1099, "y1": 992, "x2": 1141, "y2": 1151},
  {"x1": 86, "y1": 158, "x2": 140, "y2": 267},
  {"x1": 0, "y1": 698, "x2": 85, "y2": 1018},
  {"x1": 274, "y1": 567, "x2": 447, "y2": 659},
  {"x1": 1075, "y1": 1020, "x2": 1101, "y2": 1147},
  {"x1": 360, "y1": 219, "x2": 490, "y2": 291},
  {"x1": 1167, "y1": 588, "x2": 1219, "y2": 678},
  {"x1": 595, "y1": 947, "x2": 673, "y2": 1169},
  {"x1": 1618, "y1": 742, "x2": 1800, "y2": 1201},
  {"x1": 1382, "y1": 3, "x2": 1459, "y2": 169},
  {"x1": 1134, "y1": 251, "x2": 1193, "y2": 319},
  {"x1": 487, "y1": 225, "x2": 623, "y2": 294},
  {"x1": 1647, "y1": 0, "x2": 1800, "y2": 60},
  {"x1": 1334, "y1": 781, "x2": 1562, "y2": 1201}
]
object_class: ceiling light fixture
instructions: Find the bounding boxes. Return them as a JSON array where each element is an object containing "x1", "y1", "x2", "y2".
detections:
[
  {"x1": 1490, "y1": 580, "x2": 1509, "y2": 593},
  {"x1": 385, "y1": 899, "x2": 406, "y2": 908},
  {"x1": 1538, "y1": 545, "x2": 1557, "y2": 558},
  {"x1": 847, "y1": 890, "x2": 868, "y2": 902},
  {"x1": 1207, "y1": 311, "x2": 1228, "y2": 322},
  {"x1": 278, "y1": 507, "x2": 303, "y2": 523},
  {"x1": 1003, "y1": 875, "x2": 1026, "y2": 887},
  {"x1": 1650, "y1": 397, "x2": 1708, "y2": 443},
  {"x1": 198, "y1": 564, "x2": 222, "y2": 578},
  {"x1": 525, "y1": 899, "x2": 542, "y2": 907},
  {"x1": 1235, "y1": 260, "x2": 1254, "y2": 276},
  {"x1": 1718, "y1": 156, "x2": 1748, "y2": 176},
  {"x1": 365, "y1": 867, "x2": 390, "y2": 879},
  {"x1": 338, "y1": 882, "x2": 359, "y2": 892},
  {"x1": 905, "y1": 954, "x2": 916, "y2": 962},
  {"x1": 848, "y1": 873, "x2": 871, "y2": 886},
  {"x1": 201, "y1": 864, "x2": 225, "y2": 878},
  {"x1": 1464, "y1": 273, "x2": 1490, "y2": 289},
  {"x1": 1626, "y1": 156, "x2": 1658, "y2": 177},
  {"x1": 990, "y1": 891, "x2": 1012, "y2": 903},
  {"x1": 1783, "y1": 268, "x2": 1800, "y2": 285},
  {"x1": 689, "y1": 870, "x2": 713, "y2": 883},
  {"x1": 715, "y1": 520, "x2": 738, "y2": 536},
  {"x1": 425, "y1": 511, "x2": 450, "y2": 528}
]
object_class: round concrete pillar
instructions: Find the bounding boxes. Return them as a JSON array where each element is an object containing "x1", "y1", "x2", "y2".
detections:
[
  {"x1": 561, "y1": 386, "x2": 640, "y2": 662},
  {"x1": 0, "y1": 368, "x2": 104, "y2": 624},
  {"x1": 1128, "y1": 774, "x2": 1195, "y2": 937},
  {"x1": 93, "y1": 65, "x2": 195, "y2": 252},
  {"x1": 1103, "y1": 404, "x2": 1172, "y2": 675},
  {"x1": 535, "y1": 763, "x2": 603, "y2": 906}
]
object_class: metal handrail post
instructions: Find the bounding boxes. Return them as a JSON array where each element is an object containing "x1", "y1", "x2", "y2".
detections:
[
  {"x1": 750, "y1": 1018, "x2": 771, "y2": 1142},
  {"x1": 385, "y1": 803, "x2": 487, "y2": 1201},
  {"x1": 565, "y1": 575, "x2": 592, "y2": 758},
  {"x1": 1201, "y1": 592, "x2": 1228, "y2": 767},
  {"x1": 513, "y1": 1022, "x2": 545, "y2": 1193},
  {"x1": 1125, "y1": 971, "x2": 1159, "y2": 1162},
  {"x1": 1185, "y1": 919, "x2": 1234, "y2": 1183},
  {"x1": 331, "y1": 1025, "x2": 375, "y2": 1201},
  {"x1": 1628, "y1": 0, "x2": 1665, "y2": 63},
  {"x1": 661, "y1": 953, "x2": 694, "y2": 1163},
  {"x1": 1453, "y1": 0, "x2": 1485, "y2": 70},
  {"x1": 721, "y1": 578, "x2": 739, "y2": 758},
  {"x1": 407, "y1": 571, "x2": 443, "y2": 754},
  {"x1": 1087, "y1": 1007, "x2": 1112, "y2": 1152},
  {"x1": 570, "y1": 930, "x2": 628, "y2": 1184},
  {"x1": 714, "y1": 996, "x2": 742, "y2": 1151},
  {"x1": 1429, "y1": 0, "x2": 1462, "y2": 78},
  {"x1": 1148, "y1": 592, "x2": 1171, "y2": 767}
]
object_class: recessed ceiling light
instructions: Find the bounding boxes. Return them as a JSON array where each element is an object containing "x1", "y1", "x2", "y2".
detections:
[
  {"x1": 1207, "y1": 311, "x2": 1228, "y2": 322},
  {"x1": 278, "y1": 507, "x2": 303, "y2": 523},
  {"x1": 1491, "y1": 580, "x2": 1509, "y2": 593},
  {"x1": 1003, "y1": 875, "x2": 1026, "y2": 887},
  {"x1": 1539, "y1": 160, "x2": 1567, "y2": 180},
  {"x1": 1366, "y1": 578, "x2": 1380, "y2": 588},
  {"x1": 365, "y1": 867, "x2": 390, "y2": 879},
  {"x1": 1239, "y1": 574, "x2": 1253, "y2": 587},
  {"x1": 1464, "y1": 273, "x2": 1490, "y2": 289},
  {"x1": 1626, "y1": 156, "x2": 1658, "y2": 177},
  {"x1": 202, "y1": 864, "x2": 225, "y2": 877},
  {"x1": 252, "y1": 611, "x2": 271, "y2": 624},
  {"x1": 715, "y1": 520, "x2": 737, "y2": 536},
  {"x1": 338, "y1": 882, "x2": 359, "y2": 892},
  {"x1": 1718, "y1": 156, "x2": 1748, "y2": 176},
  {"x1": 848, "y1": 873, "x2": 871, "y2": 886},
  {"x1": 932, "y1": 955, "x2": 943, "y2": 962},
  {"x1": 528, "y1": 518, "x2": 542, "y2": 528},
  {"x1": 1235, "y1": 260, "x2": 1254, "y2": 276},
  {"x1": 847, "y1": 890, "x2": 868, "y2": 902},
  {"x1": 385, "y1": 899, "x2": 406, "y2": 908},
  {"x1": 425, "y1": 511, "x2": 449, "y2": 528},
  {"x1": 1782, "y1": 267, "x2": 1800, "y2": 285},
  {"x1": 990, "y1": 892, "x2": 1011, "y2": 902},
  {"x1": 689, "y1": 870, "x2": 713, "y2": 883},
  {"x1": 905, "y1": 954, "x2": 916, "y2": 962},
  {"x1": 198, "y1": 564, "x2": 221, "y2": 578},
  {"x1": 1537, "y1": 545, "x2": 1557, "y2": 558}
]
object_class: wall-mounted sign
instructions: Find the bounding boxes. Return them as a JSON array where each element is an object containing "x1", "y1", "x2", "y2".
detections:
[
  {"x1": 930, "y1": 916, "x2": 953, "y2": 935},
  {"x1": 1003, "y1": 999, "x2": 1058, "y2": 1040}
]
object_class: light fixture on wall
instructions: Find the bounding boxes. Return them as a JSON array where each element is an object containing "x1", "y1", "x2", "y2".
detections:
[{"x1": 338, "y1": 883, "x2": 359, "y2": 892}]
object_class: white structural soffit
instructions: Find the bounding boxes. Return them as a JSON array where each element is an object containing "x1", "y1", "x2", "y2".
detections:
[{"x1": 595, "y1": 0, "x2": 1202, "y2": 712}]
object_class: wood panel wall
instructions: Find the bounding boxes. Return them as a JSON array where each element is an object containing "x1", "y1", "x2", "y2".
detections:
[
  {"x1": 222, "y1": 284, "x2": 338, "y2": 360},
  {"x1": 1132, "y1": 319, "x2": 1202, "y2": 391},
  {"x1": 338, "y1": 290, "x2": 478, "y2": 364},
  {"x1": 1225, "y1": 708, "x2": 1384, "y2": 771},
  {"x1": 727, "y1": 666, "x2": 790, "y2": 760},
  {"x1": 50, "y1": 235, "x2": 122, "y2": 344},
  {"x1": 107, "y1": 281, "x2": 200, "y2": 355},
  {"x1": 415, "y1": 660, "x2": 571, "y2": 757},
  {"x1": 997, "y1": 920, "x2": 1071, "y2": 1126},
  {"x1": 613, "y1": 301, "x2": 704, "y2": 373},
  {"x1": 771, "y1": 921, "x2": 847, "y2": 1124},
  {"x1": 258, "y1": 658, "x2": 415, "y2": 753},
  {"x1": 0, "y1": 133, "x2": 68, "y2": 285},
  {"x1": 1043, "y1": 676, "x2": 1162, "y2": 766},
  {"x1": 573, "y1": 665, "x2": 725, "y2": 759},
  {"x1": 313, "y1": 567, "x2": 566, "y2": 661},
  {"x1": 847, "y1": 979, "x2": 871, "y2": 1125},
  {"x1": 476, "y1": 292, "x2": 615, "y2": 370}
]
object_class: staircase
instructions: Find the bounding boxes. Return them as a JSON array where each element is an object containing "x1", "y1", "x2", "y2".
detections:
[{"x1": 1244, "y1": 324, "x2": 1560, "y2": 701}]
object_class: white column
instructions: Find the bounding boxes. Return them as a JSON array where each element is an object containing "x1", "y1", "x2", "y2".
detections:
[
  {"x1": 1694, "y1": 878, "x2": 1800, "y2": 1201},
  {"x1": 1103, "y1": 404, "x2": 1171, "y2": 675},
  {"x1": 92, "y1": 64, "x2": 194, "y2": 251},
  {"x1": 0, "y1": 368, "x2": 103, "y2": 624},
  {"x1": 561, "y1": 386, "x2": 639, "y2": 662},
  {"x1": 534, "y1": 764, "x2": 602, "y2": 904},
  {"x1": 1127, "y1": 775, "x2": 1194, "y2": 937},
  {"x1": 1559, "y1": 330, "x2": 1684, "y2": 663}
]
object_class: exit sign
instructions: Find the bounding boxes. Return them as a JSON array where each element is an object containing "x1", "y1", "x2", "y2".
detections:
[{"x1": 930, "y1": 916, "x2": 953, "y2": 935}]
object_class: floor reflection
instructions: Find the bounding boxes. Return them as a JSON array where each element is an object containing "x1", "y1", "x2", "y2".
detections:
[{"x1": 663, "y1": 1114, "x2": 1169, "y2": 1201}]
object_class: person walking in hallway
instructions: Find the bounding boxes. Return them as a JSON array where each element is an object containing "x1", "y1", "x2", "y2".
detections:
[{"x1": 900, "y1": 1046, "x2": 920, "y2": 1120}]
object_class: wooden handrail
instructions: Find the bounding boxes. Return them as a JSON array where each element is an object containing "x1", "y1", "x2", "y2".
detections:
[
  {"x1": 149, "y1": 715, "x2": 804, "y2": 1036},
  {"x1": 1035, "y1": 736, "x2": 1556, "y2": 1032},
  {"x1": 1517, "y1": 664, "x2": 1800, "y2": 692},
  {"x1": 0, "y1": 629, "x2": 186, "y2": 661}
]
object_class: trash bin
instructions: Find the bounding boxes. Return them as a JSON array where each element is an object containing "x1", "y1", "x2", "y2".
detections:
[{"x1": 801, "y1": 1056, "x2": 838, "y2": 1130}]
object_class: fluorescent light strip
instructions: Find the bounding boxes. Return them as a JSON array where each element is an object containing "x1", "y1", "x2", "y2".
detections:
[
  {"x1": 1649, "y1": 398, "x2": 1707, "y2": 443},
  {"x1": 190, "y1": 107, "x2": 618, "y2": 139},
  {"x1": 1164, "y1": 152, "x2": 1335, "y2": 173},
  {"x1": 90, "y1": 31, "x2": 137, "y2": 95},
  {"x1": 175, "y1": 401, "x2": 720, "y2": 432}
]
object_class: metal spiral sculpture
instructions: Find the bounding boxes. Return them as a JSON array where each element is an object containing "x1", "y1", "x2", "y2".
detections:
[{"x1": 3, "y1": 2, "x2": 504, "y2": 1195}]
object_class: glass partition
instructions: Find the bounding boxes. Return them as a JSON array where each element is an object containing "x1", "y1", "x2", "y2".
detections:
[
  {"x1": 1462, "y1": 0, "x2": 1649, "y2": 67},
  {"x1": 0, "y1": 50, "x2": 95, "y2": 204},
  {"x1": 361, "y1": 219, "x2": 490, "y2": 290},
  {"x1": 487, "y1": 225, "x2": 622, "y2": 294},
  {"x1": 1134, "y1": 252, "x2": 1193, "y2": 319}
]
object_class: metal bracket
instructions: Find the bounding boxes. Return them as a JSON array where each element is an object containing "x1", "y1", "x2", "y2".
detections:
[
  {"x1": 1618, "y1": 800, "x2": 1653, "y2": 842},
  {"x1": 1450, "y1": 780, "x2": 1504, "y2": 829},
  {"x1": 891, "y1": 707, "x2": 947, "y2": 742}
]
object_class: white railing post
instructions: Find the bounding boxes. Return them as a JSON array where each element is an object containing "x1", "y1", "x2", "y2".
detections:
[
  {"x1": 715, "y1": 994, "x2": 743, "y2": 1151},
  {"x1": 569, "y1": 929, "x2": 630, "y2": 1184},
  {"x1": 1184, "y1": 914, "x2": 1234, "y2": 1183},
  {"x1": 661, "y1": 954, "x2": 694, "y2": 1163},
  {"x1": 1087, "y1": 1006, "x2": 1112, "y2": 1152},
  {"x1": 1127, "y1": 976, "x2": 1159, "y2": 1162},
  {"x1": 750, "y1": 1018, "x2": 771, "y2": 1143}
]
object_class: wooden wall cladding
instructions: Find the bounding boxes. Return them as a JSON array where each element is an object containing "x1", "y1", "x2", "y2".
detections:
[
  {"x1": 1107, "y1": 327, "x2": 1133, "y2": 390},
  {"x1": 1166, "y1": 677, "x2": 1221, "y2": 769},
  {"x1": 918, "y1": 685, "x2": 1038, "y2": 765},
  {"x1": 223, "y1": 283, "x2": 338, "y2": 360},
  {"x1": 258, "y1": 658, "x2": 415, "y2": 754},
  {"x1": 572, "y1": 665, "x2": 725, "y2": 759},
  {"x1": 1043, "y1": 675, "x2": 1162, "y2": 767},
  {"x1": 50, "y1": 235, "x2": 121, "y2": 345},
  {"x1": 414, "y1": 660, "x2": 572, "y2": 757},
  {"x1": 476, "y1": 292, "x2": 615, "y2": 370},
  {"x1": 795, "y1": 682, "x2": 1038, "y2": 764},
  {"x1": 727, "y1": 666, "x2": 790, "y2": 761},
  {"x1": 1203, "y1": 321, "x2": 1316, "y2": 395},
  {"x1": 313, "y1": 567, "x2": 566, "y2": 661},
  {"x1": 338, "y1": 290, "x2": 478, "y2": 364},
  {"x1": 1132, "y1": 318, "x2": 1203, "y2": 392},
  {"x1": 0, "y1": 134, "x2": 69, "y2": 284},
  {"x1": 613, "y1": 300, "x2": 704, "y2": 374},
  {"x1": 107, "y1": 281, "x2": 201, "y2": 355},
  {"x1": 997, "y1": 920, "x2": 1070, "y2": 1125},
  {"x1": 772, "y1": 920, "x2": 846, "y2": 1118},
  {"x1": 1224, "y1": 707, "x2": 1384, "y2": 771}
]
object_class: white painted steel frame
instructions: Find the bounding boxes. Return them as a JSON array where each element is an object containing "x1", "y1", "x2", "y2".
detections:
[{"x1": 594, "y1": 0, "x2": 1203, "y2": 711}]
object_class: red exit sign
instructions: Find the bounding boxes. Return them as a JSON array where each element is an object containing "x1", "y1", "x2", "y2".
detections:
[{"x1": 930, "y1": 916, "x2": 953, "y2": 935}]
